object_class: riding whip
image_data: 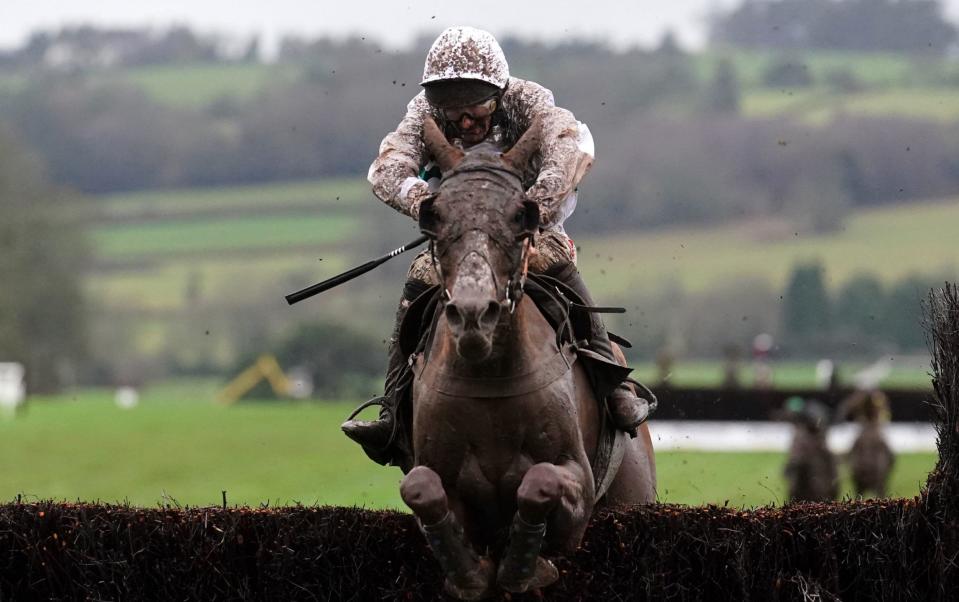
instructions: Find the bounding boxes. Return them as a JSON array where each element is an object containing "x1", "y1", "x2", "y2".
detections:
[{"x1": 285, "y1": 235, "x2": 429, "y2": 305}]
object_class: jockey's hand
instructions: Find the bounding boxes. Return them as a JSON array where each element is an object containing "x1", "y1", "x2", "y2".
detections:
[
  {"x1": 525, "y1": 179, "x2": 562, "y2": 226},
  {"x1": 525, "y1": 240, "x2": 540, "y2": 272},
  {"x1": 406, "y1": 180, "x2": 433, "y2": 220}
]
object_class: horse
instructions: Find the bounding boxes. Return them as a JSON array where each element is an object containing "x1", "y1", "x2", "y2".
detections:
[{"x1": 398, "y1": 117, "x2": 656, "y2": 600}]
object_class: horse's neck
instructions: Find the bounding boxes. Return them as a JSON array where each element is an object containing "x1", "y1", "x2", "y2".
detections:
[{"x1": 437, "y1": 297, "x2": 556, "y2": 379}]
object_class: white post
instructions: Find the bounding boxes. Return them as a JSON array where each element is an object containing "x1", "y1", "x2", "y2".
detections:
[{"x1": 0, "y1": 363, "x2": 26, "y2": 421}]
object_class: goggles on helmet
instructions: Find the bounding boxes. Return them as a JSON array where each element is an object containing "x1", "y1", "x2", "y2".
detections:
[{"x1": 442, "y1": 97, "x2": 498, "y2": 124}]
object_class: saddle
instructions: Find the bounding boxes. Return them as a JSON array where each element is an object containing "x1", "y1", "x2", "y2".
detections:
[{"x1": 382, "y1": 273, "x2": 631, "y2": 500}]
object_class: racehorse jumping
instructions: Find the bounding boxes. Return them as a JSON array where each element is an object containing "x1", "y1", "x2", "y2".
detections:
[{"x1": 399, "y1": 117, "x2": 656, "y2": 600}]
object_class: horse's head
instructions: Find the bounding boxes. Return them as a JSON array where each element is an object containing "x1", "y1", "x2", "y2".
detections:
[{"x1": 418, "y1": 117, "x2": 543, "y2": 362}]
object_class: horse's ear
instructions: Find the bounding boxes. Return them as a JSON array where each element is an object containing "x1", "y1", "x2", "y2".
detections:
[
  {"x1": 418, "y1": 194, "x2": 440, "y2": 237},
  {"x1": 502, "y1": 115, "x2": 544, "y2": 173},
  {"x1": 520, "y1": 199, "x2": 540, "y2": 236},
  {"x1": 422, "y1": 118, "x2": 464, "y2": 172}
]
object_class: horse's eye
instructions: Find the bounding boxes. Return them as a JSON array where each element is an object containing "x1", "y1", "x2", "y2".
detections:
[{"x1": 513, "y1": 209, "x2": 525, "y2": 224}]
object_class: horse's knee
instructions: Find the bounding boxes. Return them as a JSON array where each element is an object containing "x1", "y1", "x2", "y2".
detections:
[
  {"x1": 517, "y1": 463, "x2": 569, "y2": 522},
  {"x1": 401, "y1": 466, "x2": 448, "y2": 524}
]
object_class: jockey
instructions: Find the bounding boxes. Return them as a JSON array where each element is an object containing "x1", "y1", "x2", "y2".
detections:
[{"x1": 342, "y1": 26, "x2": 652, "y2": 460}]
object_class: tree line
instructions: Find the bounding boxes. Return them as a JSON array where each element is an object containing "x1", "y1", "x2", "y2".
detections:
[
  {"x1": 0, "y1": 127, "x2": 88, "y2": 393},
  {"x1": 2, "y1": 34, "x2": 959, "y2": 234},
  {"x1": 711, "y1": 0, "x2": 957, "y2": 55}
]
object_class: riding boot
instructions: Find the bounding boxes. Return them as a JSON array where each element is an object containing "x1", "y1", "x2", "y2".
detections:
[
  {"x1": 341, "y1": 279, "x2": 430, "y2": 458},
  {"x1": 544, "y1": 262, "x2": 653, "y2": 435}
]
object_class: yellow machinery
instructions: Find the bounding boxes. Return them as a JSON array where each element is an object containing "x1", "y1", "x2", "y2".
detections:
[{"x1": 217, "y1": 355, "x2": 292, "y2": 405}]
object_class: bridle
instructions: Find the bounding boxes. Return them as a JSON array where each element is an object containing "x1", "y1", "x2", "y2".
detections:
[{"x1": 421, "y1": 164, "x2": 535, "y2": 315}]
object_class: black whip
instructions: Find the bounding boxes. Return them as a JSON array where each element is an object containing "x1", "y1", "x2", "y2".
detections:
[{"x1": 285, "y1": 235, "x2": 429, "y2": 305}]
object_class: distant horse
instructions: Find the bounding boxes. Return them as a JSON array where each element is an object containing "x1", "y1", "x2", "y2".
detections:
[
  {"x1": 783, "y1": 399, "x2": 838, "y2": 503},
  {"x1": 839, "y1": 390, "x2": 895, "y2": 497},
  {"x1": 398, "y1": 117, "x2": 656, "y2": 600}
]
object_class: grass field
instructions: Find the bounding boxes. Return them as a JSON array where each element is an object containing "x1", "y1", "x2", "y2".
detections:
[
  {"x1": 91, "y1": 213, "x2": 359, "y2": 259},
  {"x1": 692, "y1": 49, "x2": 924, "y2": 89},
  {"x1": 0, "y1": 382, "x2": 936, "y2": 509},
  {"x1": 88, "y1": 177, "x2": 959, "y2": 301},
  {"x1": 75, "y1": 176, "x2": 956, "y2": 400},
  {"x1": 97, "y1": 177, "x2": 367, "y2": 219},
  {"x1": 118, "y1": 62, "x2": 298, "y2": 108},
  {"x1": 578, "y1": 197, "x2": 959, "y2": 297},
  {"x1": 87, "y1": 253, "x2": 352, "y2": 310},
  {"x1": 741, "y1": 87, "x2": 959, "y2": 122},
  {"x1": 629, "y1": 359, "x2": 931, "y2": 390}
]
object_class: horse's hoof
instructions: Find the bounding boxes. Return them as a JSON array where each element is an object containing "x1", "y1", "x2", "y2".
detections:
[
  {"x1": 443, "y1": 557, "x2": 496, "y2": 601},
  {"x1": 497, "y1": 556, "x2": 559, "y2": 593}
]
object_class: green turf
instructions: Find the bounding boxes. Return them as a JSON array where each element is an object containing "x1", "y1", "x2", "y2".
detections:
[
  {"x1": 742, "y1": 87, "x2": 959, "y2": 122},
  {"x1": 88, "y1": 184, "x2": 959, "y2": 306},
  {"x1": 97, "y1": 177, "x2": 368, "y2": 219},
  {"x1": 694, "y1": 49, "x2": 921, "y2": 89},
  {"x1": 629, "y1": 360, "x2": 931, "y2": 390},
  {"x1": 577, "y1": 198, "x2": 959, "y2": 297},
  {"x1": 119, "y1": 62, "x2": 297, "y2": 108},
  {"x1": 826, "y1": 88, "x2": 959, "y2": 122},
  {"x1": 0, "y1": 383, "x2": 936, "y2": 509},
  {"x1": 0, "y1": 386, "x2": 404, "y2": 509},
  {"x1": 739, "y1": 87, "x2": 828, "y2": 117},
  {"x1": 91, "y1": 213, "x2": 359, "y2": 259},
  {"x1": 657, "y1": 450, "x2": 935, "y2": 506},
  {"x1": 86, "y1": 253, "x2": 351, "y2": 311},
  {"x1": 0, "y1": 72, "x2": 27, "y2": 95}
]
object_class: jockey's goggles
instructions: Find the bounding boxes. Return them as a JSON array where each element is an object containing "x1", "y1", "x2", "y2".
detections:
[{"x1": 443, "y1": 97, "x2": 498, "y2": 124}]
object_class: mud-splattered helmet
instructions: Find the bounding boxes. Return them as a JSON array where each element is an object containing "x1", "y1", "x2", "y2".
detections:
[{"x1": 421, "y1": 26, "x2": 509, "y2": 109}]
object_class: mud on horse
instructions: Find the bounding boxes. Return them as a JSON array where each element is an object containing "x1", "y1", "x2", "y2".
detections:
[{"x1": 399, "y1": 118, "x2": 656, "y2": 600}]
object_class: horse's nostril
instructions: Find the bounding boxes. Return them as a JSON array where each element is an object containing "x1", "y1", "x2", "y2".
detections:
[
  {"x1": 480, "y1": 299, "x2": 501, "y2": 329},
  {"x1": 445, "y1": 303, "x2": 464, "y2": 328}
]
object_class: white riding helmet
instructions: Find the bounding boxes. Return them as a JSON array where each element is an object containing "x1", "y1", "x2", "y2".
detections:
[{"x1": 421, "y1": 26, "x2": 510, "y2": 108}]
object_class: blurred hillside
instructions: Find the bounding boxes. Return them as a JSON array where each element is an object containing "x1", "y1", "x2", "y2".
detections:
[
  {"x1": 1, "y1": 1, "x2": 958, "y2": 391},
  {"x1": 2, "y1": 24, "x2": 959, "y2": 233}
]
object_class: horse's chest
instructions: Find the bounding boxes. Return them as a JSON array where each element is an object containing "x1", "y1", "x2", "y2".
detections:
[{"x1": 414, "y1": 385, "x2": 579, "y2": 493}]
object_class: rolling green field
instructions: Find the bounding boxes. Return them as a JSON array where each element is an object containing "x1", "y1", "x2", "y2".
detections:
[
  {"x1": 578, "y1": 198, "x2": 959, "y2": 297},
  {"x1": 92, "y1": 213, "x2": 359, "y2": 259},
  {"x1": 80, "y1": 177, "x2": 958, "y2": 377},
  {"x1": 83, "y1": 182, "x2": 959, "y2": 323},
  {"x1": 0, "y1": 383, "x2": 936, "y2": 509},
  {"x1": 692, "y1": 49, "x2": 925, "y2": 89},
  {"x1": 118, "y1": 62, "x2": 298, "y2": 107},
  {"x1": 630, "y1": 359, "x2": 930, "y2": 390},
  {"x1": 88, "y1": 177, "x2": 959, "y2": 308},
  {"x1": 97, "y1": 177, "x2": 367, "y2": 218},
  {"x1": 741, "y1": 87, "x2": 959, "y2": 122}
]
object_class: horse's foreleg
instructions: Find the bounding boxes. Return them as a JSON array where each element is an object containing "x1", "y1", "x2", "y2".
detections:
[
  {"x1": 400, "y1": 466, "x2": 494, "y2": 601},
  {"x1": 497, "y1": 462, "x2": 590, "y2": 593}
]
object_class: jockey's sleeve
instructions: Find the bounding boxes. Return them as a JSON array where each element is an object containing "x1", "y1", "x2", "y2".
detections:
[
  {"x1": 509, "y1": 80, "x2": 595, "y2": 229},
  {"x1": 368, "y1": 93, "x2": 434, "y2": 218}
]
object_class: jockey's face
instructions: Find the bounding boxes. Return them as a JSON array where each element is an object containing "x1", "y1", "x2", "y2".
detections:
[{"x1": 443, "y1": 97, "x2": 497, "y2": 146}]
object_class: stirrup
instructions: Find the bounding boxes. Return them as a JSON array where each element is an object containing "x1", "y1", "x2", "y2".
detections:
[
  {"x1": 625, "y1": 377, "x2": 659, "y2": 417},
  {"x1": 344, "y1": 396, "x2": 399, "y2": 452}
]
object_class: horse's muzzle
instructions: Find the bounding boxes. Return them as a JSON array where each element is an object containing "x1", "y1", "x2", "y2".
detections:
[{"x1": 445, "y1": 297, "x2": 501, "y2": 361}]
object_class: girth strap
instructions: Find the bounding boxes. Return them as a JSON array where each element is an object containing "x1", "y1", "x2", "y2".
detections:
[{"x1": 413, "y1": 343, "x2": 578, "y2": 398}]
